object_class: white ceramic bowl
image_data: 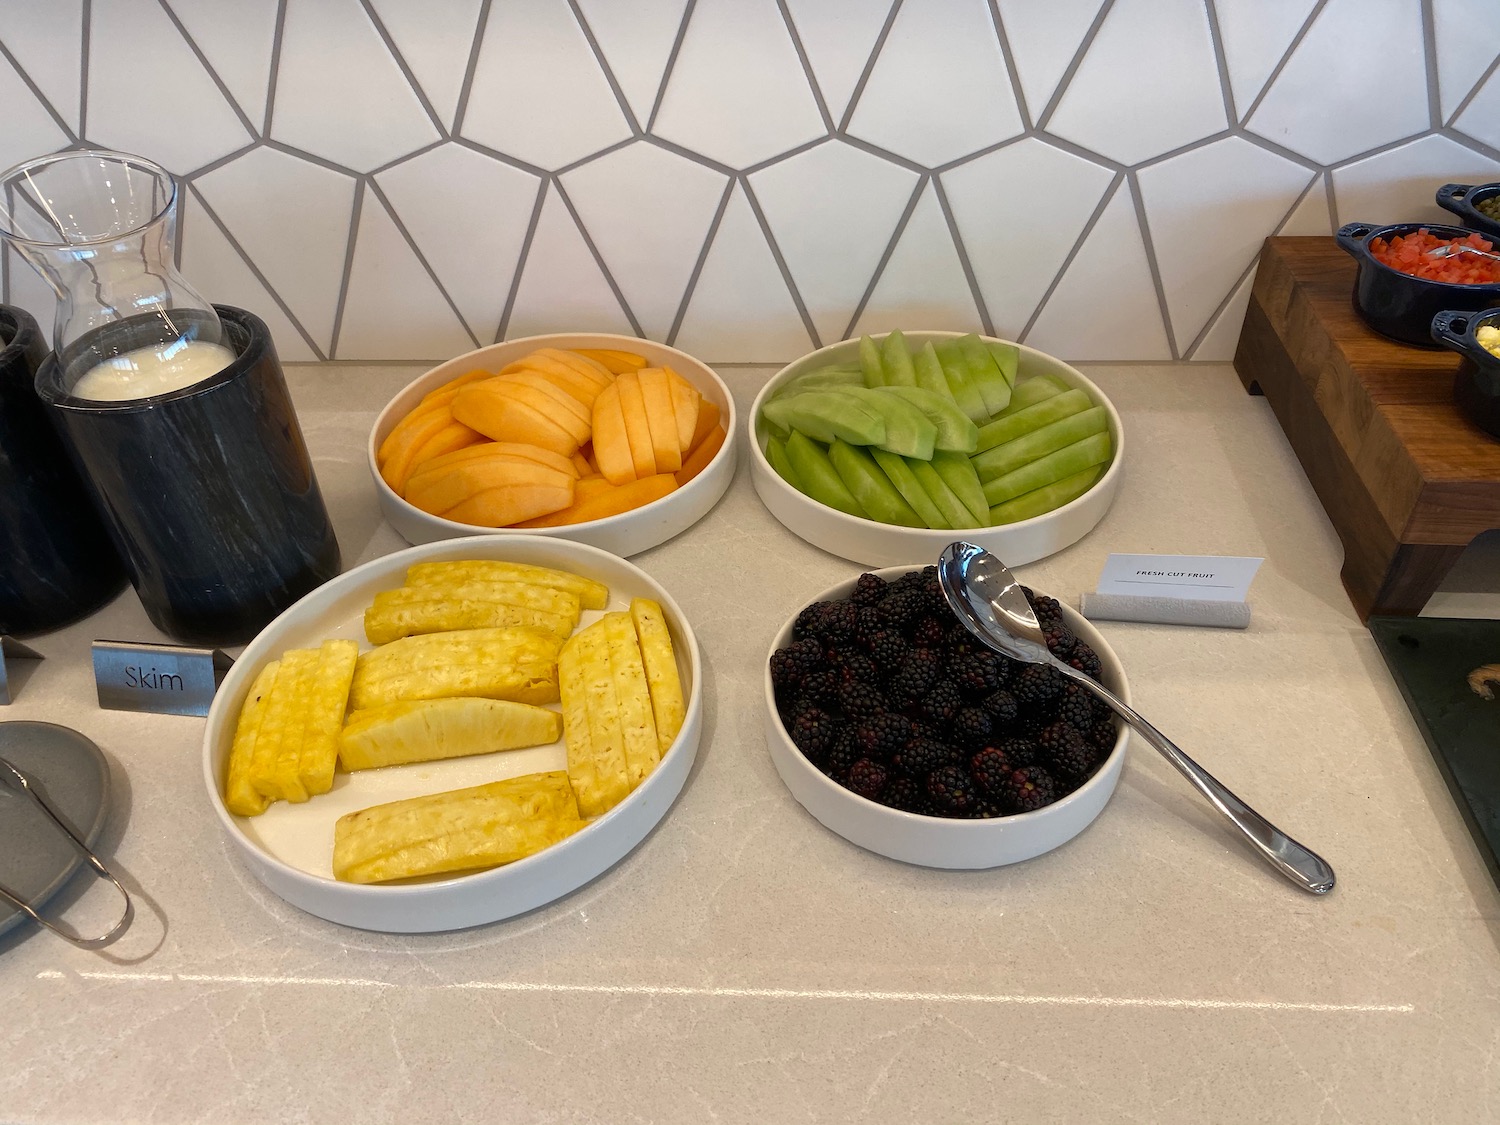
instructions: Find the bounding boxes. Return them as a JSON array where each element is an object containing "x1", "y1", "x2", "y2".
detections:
[
  {"x1": 748, "y1": 332, "x2": 1123, "y2": 567},
  {"x1": 764, "y1": 567, "x2": 1129, "y2": 869},
  {"x1": 202, "y1": 535, "x2": 702, "y2": 932},
  {"x1": 370, "y1": 333, "x2": 739, "y2": 556}
]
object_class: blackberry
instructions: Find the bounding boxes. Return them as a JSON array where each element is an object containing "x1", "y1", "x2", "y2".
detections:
[
  {"x1": 925, "y1": 764, "x2": 979, "y2": 815},
  {"x1": 853, "y1": 711, "x2": 913, "y2": 758},
  {"x1": 981, "y1": 688, "x2": 1018, "y2": 726},
  {"x1": 795, "y1": 667, "x2": 840, "y2": 706},
  {"x1": 878, "y1": 775, "x2": 926, "y2": 813},
  {"x1": 836, "y1": 679, "x2": 885, "y2": 719},
  {"x1": 885, "y1": 648, "x2": 941, "y2": 707},
  {"x1": 1089, "y1": 718, "x2": 1119, "y2": 754},
  {"x1": 890, "y1": 734, "x2": 959, "y2": 777},
  {"x1": 996, "y1": 765, "x2": 1057, "y2": 814},
  {"x1": 919, "y1": 680, "x2": 964, "y2": 724},
  {"x1": 951, "y1": 650, "x2": 1003, "y2": 698},
  {"x1": 830, "y1": 650, "x2": 880, "y2": 687},
  {"x1": 876, "y1": 587, "x2": 927, "y2": 629},
  {"x1": 822, "y1": 727, "x2": 862, "y2": 777},
  {"x1": 998, "y1": 733, "x2": 1039, "y2": 768},
  {"x1": 969, "y1": 745, "x2": 1014, "y2": 794},
  {"x1": 1010, "y1": 663, "x2": 1063, "y2": 709},
  {"x1": 853, "y1": 605, "x2": 885, "y2": 647},
  {"x1": 851, "y1": 571, "x2": 889, "y2": 606},
  {"x1": 951, "y1": 705, "x2": 993, "y2": 749},
  {"x1": 909, "y1": 614, "x2": 947, "y2": 647},
  {"x1": 791, "y1": 600, "x2": 835, "y2": 641},
  {"x1": 1036, "y1": 721, "x2": 1091, "y2": 781},
  {"x1": 845, "y1": 758, "x2": 889, "y2": 800},
  {"x1": 769, "y1": 637, "x2": 823, "y2": 694},
  {"x1": 864, "y1": 628, "x2": 908, "y2": 669},
  {"x1": 1053, "y1": 683, "x2": 1095, "y2": 730},
  {"x1": 808, "y1": 599, "x2": 859, "y2": 644},
  {"x1": 789, "y1": 706, "x2": 837, "y2": 758},
  {"x1": 1042, "y1": 623, "x2": 1076, "y2": 655},
  {"x1": 1064, "y1": 643, "x2": 1103, "y2": 680}
]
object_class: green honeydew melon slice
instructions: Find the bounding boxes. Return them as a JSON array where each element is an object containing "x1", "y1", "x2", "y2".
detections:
[
  {"x1": 869, "y1": 447, "x2": 949, "y2": 529},
  {"x1": 931, "y1": 450, "x2": 988, "y2": 525},
  {"x1": 907, "y1": 456, "x2": 981, "y2": 529},
  {"x1": 982, "y1": 431, "x2": 1113, "y2": 508},
  {"x1": 784, "y1": 430, "x2": 868, "y2": 518},
  {"x1": 761, "y1": 390, "x2": 886, "y2": 447},
  {"x1": 829, "y1": 439, "x2": 923, "y2": 526},
  {"x1": 957, "y1": 334, "x2": 1011, "y2": 416},
  {"x1": 974, "y1": 388, "x2": 1092, "y2": 454},
  {"x1": 934, "y1": 339, "x2": 989, "y2": 425},
  {"x1": 972, "y1": 406, "x2": 1108, "y2": 483},
  {"x1": 872, "y1": 385, "x2": 979, "y2": 454},
  {"x1": 878, "y1": 330, "x2": 919, "y2": 387},
  {"x1": 988, "y1": 464, "x2": 1105, "y2": 525}
]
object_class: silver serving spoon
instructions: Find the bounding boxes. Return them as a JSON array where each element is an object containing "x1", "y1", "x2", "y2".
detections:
[
  {"x1": 1426, "y1": 243, "x2": 1500, "y2": 264},
  {"x1": 937, "y1": 541, "x2": 1335, "y2": 895}
]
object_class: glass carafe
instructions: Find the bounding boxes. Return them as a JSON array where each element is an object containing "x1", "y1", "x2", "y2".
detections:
[{"x1": 0, "y1": 149, "x2": 233, "y2": 402}]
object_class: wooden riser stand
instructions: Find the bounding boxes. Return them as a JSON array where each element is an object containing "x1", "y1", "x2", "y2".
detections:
[{"x1": 1234, "y1": 237, "x2": 1500, "y2": 620}]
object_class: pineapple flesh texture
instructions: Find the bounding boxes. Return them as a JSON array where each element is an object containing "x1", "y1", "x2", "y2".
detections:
[
  {"x1": 349, "y1": 626, "x2": 562, "y2": 710},
  {"x1": 404, "y1": 560, "x2": 609, "y2": 610},
  {"x1": 338, "y1": 696, "x2": 562, "y2": 771},
  {"x1": 364, "y1": 581, "x2": 581, "y2": 644},
  {"x1": 559, "y1": 626, "x2": 631, "y2": 818}
]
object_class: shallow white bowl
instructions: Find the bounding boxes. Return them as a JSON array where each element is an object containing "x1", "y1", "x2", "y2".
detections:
[
  {"x1": 370, "y1": 333, "x2": 739, "y2": 556},
  {"x1": 203, "y1": 535, "x2": 702, "y2": 933},
  {"x1": 764, "y1": 567, "x2": 1129, "y2": 869},
  {"x1": 748, "y1": 332, "x2": 1123, "y2": 567}
]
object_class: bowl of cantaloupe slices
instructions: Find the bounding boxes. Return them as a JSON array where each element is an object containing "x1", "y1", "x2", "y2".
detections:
[{"x1": 371, "y1": 333, "x2": 738, "y2": 556}]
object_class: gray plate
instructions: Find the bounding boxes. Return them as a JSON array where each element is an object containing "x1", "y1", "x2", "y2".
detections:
[{"x1": 0, "y1": 722, "x2": 111, "y2": 940}]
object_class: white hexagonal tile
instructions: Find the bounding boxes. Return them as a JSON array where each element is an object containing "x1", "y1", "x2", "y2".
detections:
[
  {"x1": 853, "y1": 179, "x2": 980, "y2": 336},
  {"x1": 575, "y1": 0, "x2": 689, "y2": 128},
  {"x1": 1026, "y1": 181, "x2": 1171, "y2": 360},
  {"x1": 165, "y1": 0, "x2": 279, "y2": 128},
  {"x1": 1245, "y1": 0, "x2": 1428, "y2": 165},
  {"x1": 0, "y1": 49, "x2": 70, "y2": 175},
  {"x1": 377, "y1": 145, "x2": 541, "y2": 345},
  {"x1": 461, "y1": 0, "x2": 633, "y2": 172},
  {"x1": 846, "y1": 0, "x2": 1022, "y2": 168},
  {"x1": 505, "y1": 184, "x2": 635, "y2": 340},
  {"x1": 86, "y1": 0, "x2": 251, "y2": 173},
  {"x1": 1046, "y1": 0, "x2": 1226, "y2": 168},
  {"x1": 942, "y1": 138, "x2": 1115, "y2": 340},
  {"x1": 750, "y1": 139, "x2": 920, "y2": 346},
  {"x1": 995, "y1": 0, "x2": 1105, "y2": 123},
  {"x1": 0, "y1": 0, "x2": 82, "y2": 132},
  {"x1": 1331, "y1": 134, "x2": 1500, "y2": 228},
  {"x1": 673, "y1": 183, "x2": 814, "y2": 362},
  {"x1": 368, "y1": 0, "x2": 484, "y2": 129},
  {"x1": 652, "y1": 0, "x2": 825, "y2": 170},
  {"x1": 1212, "y1": 0, "x2": 1316, "y2": 118},
  {"x1": 560, "y1": 142, "x2": 728, "y2": 341},
  {"x1": 1187, "y1": 270, "x2": 1254, "y2": 361},
  {"x1": 335, "y1": 190, "x2": 476, "y2": 360},
  {"x1": 270, "y1": 0, "x2": 439, "y2": 174},
  {"x1": 1138, "y1": 136, "x2": 1312, "y2": 352},
  {"x1": 1435, "y1": 0, "x2": 1500, "y2": 122},
  {"x1": 783, "y1": 0, "x2": 894, "y2": 125},
  {"x1": 1454, "y1": 69, "x2": 1500, "y2": 152},
  {"x1": 193, "y1": 147, "x2": 358, "y2": 354}
]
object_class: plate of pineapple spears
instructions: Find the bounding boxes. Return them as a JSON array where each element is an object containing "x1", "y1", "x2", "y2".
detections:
[{"x1": 202, "y1": 534, "x2": 701, "y2": 932}]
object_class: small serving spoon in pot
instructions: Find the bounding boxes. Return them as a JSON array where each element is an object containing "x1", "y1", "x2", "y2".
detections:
[
  {"x1": 937, "y1": 541, "x2": 1335, "y2": 895},
  {"x1": 1425, "y1": 243, "x2": 1500, "y2": 264}
]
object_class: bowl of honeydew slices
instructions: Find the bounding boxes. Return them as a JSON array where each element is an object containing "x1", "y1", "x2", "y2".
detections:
[{"x1": 747, "y1": 331, "x2": 1123, "y2": 567}]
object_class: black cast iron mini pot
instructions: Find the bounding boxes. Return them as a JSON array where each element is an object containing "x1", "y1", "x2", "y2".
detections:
[
  {"x1": 1431, "y1": 307, "x2": 1500, "y2": 440},
  {"x1": 1435, "y1": 183, "x2": 1500, "y2": 241},
  {"x1": 1335, "y1": 221, "x2": 1500, "y2": 348}
]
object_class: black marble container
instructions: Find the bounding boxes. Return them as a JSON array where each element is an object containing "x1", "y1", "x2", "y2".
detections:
[
  {"x1": 34, "y1": 306, "x2": 341, "y2": 645},
  {"x1": 0, "y1": 305, "x2": 125, "y2": 636}
]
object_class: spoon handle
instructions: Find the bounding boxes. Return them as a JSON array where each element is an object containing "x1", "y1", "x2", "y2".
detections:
[{"x1": 1052, "y1": 661, "x2": 1336, "y2": 895}]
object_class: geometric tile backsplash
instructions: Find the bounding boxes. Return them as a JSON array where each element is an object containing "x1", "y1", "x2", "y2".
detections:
[{"x1": 3, "y1": 0, "x2": 1499, "y2": 365}]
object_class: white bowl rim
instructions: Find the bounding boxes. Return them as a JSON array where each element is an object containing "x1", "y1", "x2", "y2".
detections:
[
  {"x1": 764, "y1": 564, "x2": 1130, "y2": 832},
  {"x1": 746, "y1": 330, "x2": 1124, "y2": 540},
  {"x1": 201, "y1": 532, "x2": 703, "y2": 901},
  {"x1": 367, "y1": 332, "x2": 739, "y2": 539}
]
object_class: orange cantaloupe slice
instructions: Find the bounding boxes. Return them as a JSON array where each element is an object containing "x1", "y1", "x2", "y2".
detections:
[
  {"x1": 504, "y1": 361, "x2": 605, "y2": 409},
  {"x1": 573, "y1": 348, "x2": 647, "y2": 374},
  {"x1": 512, "y1": 473, "x2": 678, "y2": 527},
  {"x1": 405, "y1": 442, "x2": 579, "y2": 496},
  {"x1": 636, "y1": 367, "x2": 682, "y2": 473},
  {"x1": 452, "y1": 382, "x2": 580, "y2": 457},
  {"x1": 407, "y1": 456, "x2": 575, "y2": 519},
  {"x1": 379, "y1": 408, "x2": 454, "y2": 491},
  {"x1": 493, "y1": 370, "x2": 592, "y2": 428},
  {"x1": 615, "y1": 372, "x2": 657, "y2": 480},
  {"x1": 537, "y1": 348, "x2": 617, "y2": 388},
  {"x1": 440, "y1": 480, "x2": 576, "y2": 527},
  {"x1": 486, "y1": 381, "x2": 591, "y2": 446},
  {"x1": 675, "y1": 423, "x2": 726, "y2": 486},
  {"x1": 688, "y1": 399, "x2": 720, "y2": 453},
  {"x1": 502, "y1": 351, "x2": 610, "y2": 398},
  {"x1": 377, "y1": 370, "x2": 496, "y2": 464},
  {"x1": 590, "y1": 381, "x2": 635, "y2": 485},
  {"x1": 662, "y1": 366, "x2": 701, "y2": 453},
  {"x1": 571, "y1": 450, "x2": 594, "y2": 478},
  {"x1": 397, "y1": 422, "x2": 485, "y2": 491}
]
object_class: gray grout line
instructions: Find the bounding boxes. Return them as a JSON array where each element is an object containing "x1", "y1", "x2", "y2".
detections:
[
  {"x1": 157, "y1": 0, "x2": 258, "y2": 139},
  {"x1": 568, "y1": 0, "x2": 642, "y2": 135},
  {"x1": 359, "y1": 0, "x2": 451, "y2": 140},
  {"x1": 1323, "y1": 168, "x2": 1339, "y2": 230},
  {"x1": 1270, "y1": 171, "x2": 1325, "y2": 236},
  {"x1": 262, "y1": 139, "x2": 369, "y2": 178},
  {"x1": 1027, "y1": 130, "x2": 1124, "y2": 174},
  {"x1": 1237, "y1": 0, "x2": 1327, "y2": 125},
  {"x1": 1440, "y1": 125, "x2": 1500, "y2": 165},
  {"x1": 837, "y1": 132, "x2": 929, "y2": 177},
  {"x1": 1200, "y1": 126, "x2": 1320, "y2": 175},
  {"x1": 326, "y1": 179, "x2": 365, "y2": 359},
  {"x1": 552, "y1": 176, "x2": 643, "y2": 337},
  {"x1": 186, "y1": 183, "x2": 327, "y2": 360},
  {"x1": 1322, "y1": 126, "x2": 1444, "y2": 174},
  {"x1": 454, "y1": 136, "x2": 551, "y2": 181},
  {"x1": 78, "y1": 0, "x2": 90, "y2": 139},
  {"x1": 836, "y1": 0, "x2": 902, "y2": 134},
  {"x1": 493, "y1": 176, "x2": 549, "y2": 343},
  {"x1": 368, "y1": 138, "x2": 448, "y2": 178},
  {"x1": 1445, "y1": 51, "x2": 1500, "y2": 127},
  {"x1": 931, "y1": 173, "x2": 993, "y2": 336},
  {"x1": 186, "y1": 141, "x2": 259, "y2": 181},
  {"x1": 555, "y1": 136, "x2": 640, "y2": 178},
  {"x1": 262, "y1": 0, "x2": 288, "y2": 138},
  {"x1": 1183, "y1": 251, "x2": 1259, "y2": 358},
  {"x1": 986, "y1": 0, "x2": 1032, "y2": 132},
  {"x1": 1018, "y1": 171, "x2": 1121, "y2": 343},
  {"x1": 776, "y1": 0, "x2": 835, "y2": 134},
  {"x1": 0, "y1": 35, "x2": 77, "y2": 142},
  {"x1": 1126, "y1": 168, "x2": 1178, "y2": 359},
  {"x1": 842, "y1": 172, "x2": 925, "y2": 340},
  {"x1": 646, "y1": 0, "x2": 696, "y2": 135},
  {"x1": 1128, "y1": 127, "x2": 1235, "y2": 174},
  {"x1": 742, "y1": 135, "x2": 828, "y2": 178},
  {"x1": 365, "y1": 177, "x2": 480, "y2": 349},
  {"x1": 1421, "y1": 0, "x2": 1441, "y2": 130},
  {"x1": 1203, "y1": 0, "x2": 1238, "y2": 125},
  {"x1": 739, "y1": 174, "x2": 821, "y2": 348},
  {"x1": 666, "y1": 177, "x2": 735, "y2": 346},
  {"x1": 643, "y1": 134, "x2": 740, "y2": 177},
  {"x1": 452, "y1": 0, "x2": 493, "y2": 137},
  {"x1": 1035, "y1": 0, "x2": 1114, "y2": 131}
]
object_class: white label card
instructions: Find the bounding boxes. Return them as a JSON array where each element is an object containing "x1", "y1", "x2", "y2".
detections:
[{"x1": 1096, "y1": 554, "x2": 1263, "y2": 603}]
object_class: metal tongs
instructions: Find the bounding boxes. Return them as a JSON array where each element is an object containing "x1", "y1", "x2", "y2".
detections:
[{"x1": 0, "y1": 756, "x2": 131, "y2": 948}]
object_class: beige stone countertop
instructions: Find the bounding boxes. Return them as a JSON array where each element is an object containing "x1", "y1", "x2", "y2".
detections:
[{"x1": 2, "y1": 360, "x2": 1498, "y2": 1125}]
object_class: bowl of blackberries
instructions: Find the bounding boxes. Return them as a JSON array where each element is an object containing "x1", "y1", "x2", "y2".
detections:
[{"x1": 765, "y1": 564, "x2": 1128, "y2": 868}]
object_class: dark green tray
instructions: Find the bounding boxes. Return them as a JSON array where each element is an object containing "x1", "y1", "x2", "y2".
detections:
[{"x1": 1369, "y1": 617, "x2": 1500, "y2": 892}]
